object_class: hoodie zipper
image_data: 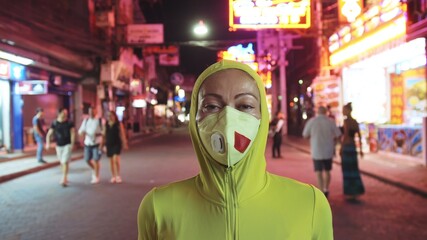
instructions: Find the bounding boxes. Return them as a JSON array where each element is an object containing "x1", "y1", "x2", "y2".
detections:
[{"x1": 225, "y1": 167, "x2": 238, "y2": 240}]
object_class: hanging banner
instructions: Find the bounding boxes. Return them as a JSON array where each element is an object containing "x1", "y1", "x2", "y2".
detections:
[{"x1": 390, "y1": 73, "x2": 404, "y2": 124}]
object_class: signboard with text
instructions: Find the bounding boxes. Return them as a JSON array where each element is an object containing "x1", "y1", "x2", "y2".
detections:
[
  {"x1": 127, "y1": 24, "x2": 164, "y2": 44},
  {"x1": 15, "y1": 80, "x2": 48, "y2": 95},
  {"x1": 229, "y1": 0, "x2": 311, "y2": 30}
]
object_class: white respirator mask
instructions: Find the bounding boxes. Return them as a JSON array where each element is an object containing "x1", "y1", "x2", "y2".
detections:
[{"x1": 198, "y1": 106, "x2": 260, "y2": 167}]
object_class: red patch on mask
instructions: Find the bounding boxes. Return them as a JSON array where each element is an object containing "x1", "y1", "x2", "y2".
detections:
[{"x1": 234, "y1": 131, "x2": 251, "y2": 153}]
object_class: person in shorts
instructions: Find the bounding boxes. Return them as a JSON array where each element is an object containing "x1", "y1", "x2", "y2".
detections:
[
  {"x1": 46, "y1": 108, "x2": 75, "y2": 187},
  {"x1": 302, "y1": 106, "x2": 341, "y2": 198},
  {"x1": 78, "y1": 106, "x2": 103, "y2": 184}
]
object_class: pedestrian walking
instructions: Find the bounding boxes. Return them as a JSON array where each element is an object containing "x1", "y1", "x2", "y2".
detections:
[
  {"x1": 78, "y1": 106, "x2": 103, "y2": 184},
  {"x1": 32, "y1": 107, "x2": 47, "y2": 163},
  {"x1": 340, "y1": 102, "x2": 365, "y2": 200},
  {"x1": 137, "y1": 60, "x2": 333, "y2": 239},
  {"x1": 269, "y1": 111, "x2": 285, "y2": 158},
  {"x1": 103, "y1": 110, "x2": 128, "y2": 184},
  {"x1": 302, "y1": 106, "x2": 341, "y2": 198},
  {"x1": 46, "y1": 108, "x2": 75, "y2": 187}
]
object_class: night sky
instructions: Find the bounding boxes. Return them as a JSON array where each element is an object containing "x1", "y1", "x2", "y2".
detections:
[
  {"x1": 140, "y1": 0, "x2": 257, "y2": 75},
  {"x1": 140, "y1": 0, "x2": 318, "y2": 88}
]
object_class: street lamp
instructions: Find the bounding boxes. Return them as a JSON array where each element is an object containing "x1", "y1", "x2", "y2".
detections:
[{"x1": 193, "y1": 20, "x2": 208, "y2": 37}]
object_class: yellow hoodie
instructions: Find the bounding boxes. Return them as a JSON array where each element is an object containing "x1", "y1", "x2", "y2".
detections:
[{"x1": 138, "y1": 60, "x2": 333, "y2": 240}]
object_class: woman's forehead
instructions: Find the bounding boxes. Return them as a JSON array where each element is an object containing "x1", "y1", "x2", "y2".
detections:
[{"x1": 198, "y1": 69, "x2": 259, "y2": 95}]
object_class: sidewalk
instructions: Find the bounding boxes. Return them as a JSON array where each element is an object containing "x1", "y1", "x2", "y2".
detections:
[
  {"x1": 0, "y1": 149, "x2": 84, "y2": 183},
  {"x1": 0, "y1": 128, "x2": 162, "y2": 184},
  {"x1": 283, "y1": 135, "x2": 427, "y2": 198}
]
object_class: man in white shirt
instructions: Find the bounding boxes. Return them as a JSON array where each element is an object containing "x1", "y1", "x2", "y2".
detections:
[
  {"x1": 302, "y1": 106, "x2": 341, "y2": 198},
  {"x1": 78, "y1": 106, "x2": 103, "y2": 184}
]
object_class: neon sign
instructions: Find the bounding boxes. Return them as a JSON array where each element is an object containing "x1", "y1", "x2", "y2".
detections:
[
  {"x1": 218, "y1": 43, "x2": 256, "y2": 62},
  {"x1": 339, "y1": 0, "x2": 363, "y2": 23},
  {"x1": 329, "y1": 0, "x2": 407, "y2": 66},
  {"x1": 218, "y1": 43, "x2": 258, "y2": 71},
  {"x1": 229, "y1": 0, "x2": 311, "y2": 30}
]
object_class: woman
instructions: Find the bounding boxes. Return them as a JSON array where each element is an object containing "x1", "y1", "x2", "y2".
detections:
[
  {"x1": 340, "y1": 102, "x2": 365, "y2": 200},
  {"x1": 103, "y1": 111, "x2": 128, "y2": 184},
  {"x1": 137, "y1": 60, "x2": 333, "y2": 239}
]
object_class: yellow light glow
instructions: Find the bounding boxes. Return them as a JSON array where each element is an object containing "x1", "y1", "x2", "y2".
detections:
[
  {"x1": 339, "y1": 0, "x2": 363, "y2": 23},
  {"x1": 330, "y1": 16, "x2": 406, "y2": 66}
]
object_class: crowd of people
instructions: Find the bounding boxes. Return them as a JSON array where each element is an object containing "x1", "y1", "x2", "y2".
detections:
[{"x1": 33, "y1": 106, "x2": 128, "y2": 187}]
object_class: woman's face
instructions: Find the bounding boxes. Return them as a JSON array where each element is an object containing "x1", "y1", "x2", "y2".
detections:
[
  {"x1": 108, "y1": 112, "x2": 115, "y2": 122},
  {"x1": 342, "y1": 106, "x2": 350, "y2": 116},
  {"x1": 196, "y1": 69, "x2": 261, "y2": 122}
]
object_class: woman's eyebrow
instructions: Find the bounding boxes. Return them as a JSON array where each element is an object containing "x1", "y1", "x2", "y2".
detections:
[
  {"x1": 235, "y1": 92, "x2": 258, "y2": 100},
  {"x1": 202, "y1": 93, "x2": 223, "y2": 99}
]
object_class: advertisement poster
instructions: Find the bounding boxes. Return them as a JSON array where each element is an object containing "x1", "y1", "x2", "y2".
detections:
[
  {"x1": 403, "y1": 67, "x2": 426, "y2": 125},
  {"x1": 378, "y1": 126, "x2": 423, "y2": 160},
  {"x1": 312, "y1": 76, "x2": 341, "y2": 124}
]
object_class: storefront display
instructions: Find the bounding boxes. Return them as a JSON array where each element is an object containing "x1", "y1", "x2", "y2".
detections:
[
  {"x1": 339, "y1": 39, "x2": 426, "y2": 161},
  {"x1": 0, "y1": 59, "x2": 24, "y2": 152},
  {"x1": 378, "y1": 126, "x2": 422, "y2": 158},
  {"x1": 327, "y1": 0, "x2": 426, "y2": 163}
]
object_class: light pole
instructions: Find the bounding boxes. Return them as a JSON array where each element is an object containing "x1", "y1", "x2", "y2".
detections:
[
  {"x1": 278, "y1": 31, "x2": 288, "y2": 135},
  {"x1": 278, "y1": 32, "x2": 303, "y2": 135}
]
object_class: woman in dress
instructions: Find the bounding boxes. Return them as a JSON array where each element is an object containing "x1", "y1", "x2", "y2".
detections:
[
  {"x1": 340, "y1": 102, "x2": 365, "y2": 200},
  {"x1": 103, "y1": 111, "x2": 128, "y2": 183}
]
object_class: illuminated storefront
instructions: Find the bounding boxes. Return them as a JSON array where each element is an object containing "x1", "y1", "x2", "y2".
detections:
[{"x1": 328, "y1": 0, "x2": 426, "y2": 161}]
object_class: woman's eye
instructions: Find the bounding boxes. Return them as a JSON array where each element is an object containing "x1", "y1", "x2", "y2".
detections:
[
  {"x1": 238, "y1": 104, "x2": 254, "y2": 111},
  {"x1": 202, "y1": 104, "x2": 221, "y2": 113}
]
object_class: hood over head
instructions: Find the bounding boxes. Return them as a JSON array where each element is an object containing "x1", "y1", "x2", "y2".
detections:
[{"x1": 189, "y1": 60, "x2": 270, "y2": 205}]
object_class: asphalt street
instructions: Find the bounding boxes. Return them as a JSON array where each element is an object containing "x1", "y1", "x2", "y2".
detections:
[{"x1": 1, "y1": 127, "x2": 427, "y2": 240}]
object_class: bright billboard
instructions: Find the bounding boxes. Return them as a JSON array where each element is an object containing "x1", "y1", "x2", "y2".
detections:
[{"x1": 229, "y1": 0, "x2": 311, "y2": 30}]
